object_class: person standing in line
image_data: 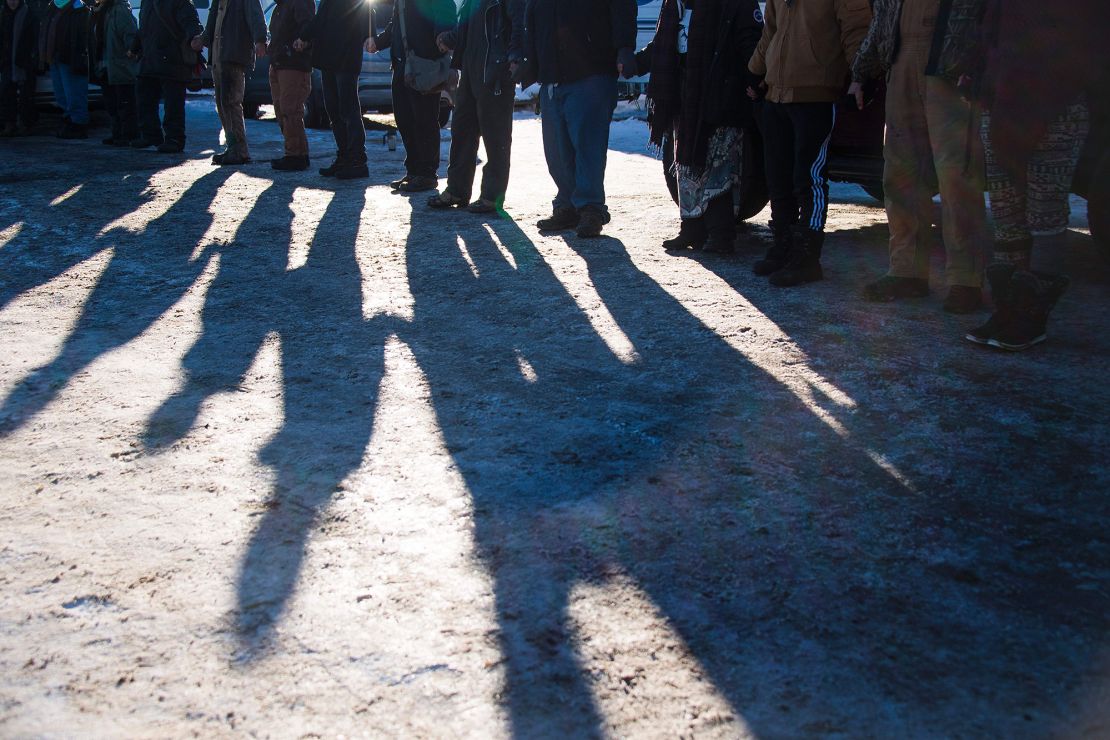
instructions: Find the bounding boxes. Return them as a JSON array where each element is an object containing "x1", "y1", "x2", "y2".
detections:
[
  {"x1": 746, "y1": 0, "x2": 871, "y2": 286},
  {"x1": 89, "y1": 0, "x2": 139, "y2": 146},
  {"x1": 955, "y1": 0, "x2": 1106, "y2": 350},
  {"x1": 293, "y1": 0, "x2": 369, "y2": 179},
  {"x1": 521, "y1": 0, "x2": 638, "y2": 239},
  {"x1": 0, "y1": 0, "x2": 40, "y2": 137},
  {"x1": 369, "y1": 0, "x2": 456, "y2": 193},
  {"x1": 198, "y1": 0, "x2": 266, "y2": 165},
  {"x1": 853, "y1": 0, "x2": 988, "y2": 314},
  {"x1": 636, "y1": 0, "x2": 763, "y2": 255},
  {"x1": 266, "y1": 0, "x2": 314, "y2": 171},
  {"x1": 43, "y1": 0, "x2": 90, "y2": 139},
  {"x1": 130, "y1": 0, "x2": 203, "y2": 153},
  {"x1": 425, "y1": 0, "x2": 524, "y2": 213}
]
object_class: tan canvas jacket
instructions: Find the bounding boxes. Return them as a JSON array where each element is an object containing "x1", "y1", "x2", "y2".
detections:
[{"x1": 749, "y1": 0, "x2": 872, "y2": 103}]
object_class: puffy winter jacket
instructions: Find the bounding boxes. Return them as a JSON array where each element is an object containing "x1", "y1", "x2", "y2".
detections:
[{"x1": 202, "y1": 0, "x2": 267, "y2": 69}]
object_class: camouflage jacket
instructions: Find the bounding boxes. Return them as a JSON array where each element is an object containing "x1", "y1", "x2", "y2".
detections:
[{"x1": 851, "y1": 0, "x2": 985, "y2": 83}]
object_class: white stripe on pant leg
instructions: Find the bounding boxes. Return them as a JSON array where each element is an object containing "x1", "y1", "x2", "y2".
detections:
[{"x1": 809, "y1": 107, "x2": 836, "y2": 230}]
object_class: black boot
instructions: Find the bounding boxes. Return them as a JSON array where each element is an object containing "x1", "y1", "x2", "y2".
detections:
[
  {"x1": 966, "y1": 263, "x2": 1016, "y2": 345},
  {"x1": 58, "y1": 121, "x2": 88, "y2": 140},
  {"x1": 753, "y1": 221, "x2": 793, "y2": 276},
  {"x1": 988, "y1": 270, "x2": 1070, "y2": 351},
  {"x1": 700, "y1": 194, "x2": 736, "y2": 255},
  {"x1": 662, "y1": 218, "x2": 706, "y2": 252},
  {"x1": 769, "y1": 227, "x2": 824, "y2": 287}
]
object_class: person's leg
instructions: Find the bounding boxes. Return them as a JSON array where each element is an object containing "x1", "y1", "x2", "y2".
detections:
[
  {"x1": 983, "y1": 111, "x2": 1031, "y2": 268},
  {"x1": 336, "y1": 69, "x2": 365, "y2": 165},
  {"x1": 160, "y1": 78, "x2": 187, "y2": 147},
  {"x1": 320, "y1": 70, "x2": 347, "y2": 160},
  {"x1": 560, "y1": 74, "x2": 617, "y2": 217},
  {"x1": 444, "y1": 71, "x2": 481, "y2": 201},
  {"x1": 924, "y1": 76, "x2": 986, "y2": 295},
  {"x1": 50, "y1": 63, "x2": 70, "y2": 123},
  {"x1": 223, "y1": 63, "x2": 249, "y2": 158},
  {"x1": 269, "y1": 67, "x2": 285, "y2": 138},
  {"x1": 1, "y1": 74, "x2": 18, "y2": 128},
  {"x1": 753, "y1": 101, "x2": 798, "y2": 274},
  {"x1": 278, "y1": 70, "x2": 311, "y2": 158},
  {"x1": 102, "y1": 84, "x2": 121, "y2": 141},
  {"x1": 539, "y1": 82, "x2": 576, "y2": 215},
  {"x1": 475, "y1": 76, "x2": 516, "y2": 205},
  {"x1": 392, "y1": 69, "x2": 420, "y2": 175},
  {"x1": 62, "y1": 63, "x2": 89, "y2": 125},
  {"x1": 118, "y1": 83, "x2": 139, "y2": 141},
  {"x1": 1026, "y1": 98, "x2": 1090, "y2": 236},
  {"x1": 135, "y1": 76, "x2": 164, "y2": 143},
  {"x1": 18, "y1": 74, "x2": 37, "y2": 129}
]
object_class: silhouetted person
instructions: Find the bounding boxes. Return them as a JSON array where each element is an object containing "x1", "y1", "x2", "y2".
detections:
[{"x1": 130, "y1": 0, "x2": 203, "y2": 152}]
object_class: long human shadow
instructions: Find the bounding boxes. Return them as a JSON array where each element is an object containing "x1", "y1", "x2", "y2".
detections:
[
  {"x1": 141, "y1": 180, "x2": 390, "y2": 658},
  {"x1": 0, "y1": 167, "x2": 237, "y2": 438},
  {"x1": 402, "y1": 204, "x2": 1109, "y2": 735}
]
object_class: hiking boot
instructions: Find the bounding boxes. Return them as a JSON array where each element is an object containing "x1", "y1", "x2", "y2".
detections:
[
  {"x1": 335, "y1": 162, "x2": 370, "y2": 180},
  {"x1": 271, "y1": 155, "x2": 310, "y2": 171},
  {"x1": 130, "y1": 137, "x2": 162, "y2": 149},
  {"x1": 862, "y1": 275, "x2": 930, "y2": 302},
  {"x1": 663, "y1": 218, "x2": 707, "y2": 252},
  {"x1": 157, "y1": 140, "x2": 185, "y2": 153},
  {"x1": 427, "y1": 191, "x2": 467, "y2": 209},
  {"x1": 319, "y1": 160, "x2": 342, "y2": 177},
  {"x1": 988, "y1": 270, "x2": 1070, "y2": 351},
  {"x1": 753, "y1": 220, "x2": 793, "y2": 276},
  {"x1": 537, "y1": 206, "x2": 579, "y2": 232},
  {"x1": 467, "y1": 198, "x2": 497, "y2": 214},
  {"x1": 389, "y1": 175, "x2": 410, "y2": 190},
  {"x1": 212, "y1": 149, "x2": 230, "y2": 164},
  {"x1": 217, "y1": 152, "x2": 251, "y2": 166},
  {"x1": 769, "y1": 227, "x2": 824, "y2": 287},
  {"x1": 966, "y1": 264, "x2": 1017, "y2": 345},
  {"x1": 399, "y1": 176, "x2": 438, "y2": 192},
  {"x1": 943, "y1": 285, "x2": 983, "y2": 314},
  {"x1": 58, "y1": 122, "x2": 88, "y2": 140},
  {"x1": 575, "y1": 208, "x2": 610, "y2": 238}
]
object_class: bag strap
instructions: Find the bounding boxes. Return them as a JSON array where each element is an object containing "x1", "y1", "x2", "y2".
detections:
[
  {"x1": 149, "y1": 0, "x2": 184, "y2": 45},
  {"x1": 396, "y1": 0, "x2": 409, "y2": 51}
]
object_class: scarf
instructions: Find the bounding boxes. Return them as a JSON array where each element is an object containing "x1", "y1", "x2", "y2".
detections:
[{"x1": 646, "y1": 0, "x2": 682, "y2": 150}]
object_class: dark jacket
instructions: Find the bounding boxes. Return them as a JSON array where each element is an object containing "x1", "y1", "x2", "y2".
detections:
[
  {"x1": 202, "y1": 0, "x2": 266, "y2": 68},
  {"x1": 374, "y1": 0, "x2": 455, "y2": 68},
  {"x1": 523, "y1": 0, "x2": 636, "y2": 86},
  {"x1": 1, "y1": 0, "x2": 39, "y2": 82},
  {"x1": 267, "y1": 0, "x2": 314, "y2": 71},
  {"x1": 43, "y1": 0, "x2": 89, "y2": 74},
  {"x1": 133, "y1": 0, "x2": 203, "y2": 81},
  {"x1": 90, "y1": 0, "x2": 139, "y2": 85},
  {"x1": 444, "y1": 0, "x2": 524, "y2": 93},
  {"x1": 300, "y1": 0, "x2": 368, "y2": 73}
]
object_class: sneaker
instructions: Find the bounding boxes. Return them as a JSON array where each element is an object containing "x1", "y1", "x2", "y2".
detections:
[
  {"x1": 987, "y1": 271, "x2": 1069, "y2": 351},
  {"x1": 319, "y1": 160, "x2": 342, "y2": 177},
  {"x1": 943, "y1": 285, "x2": 983, "y2": 314},
  {"x1": 966, "y1": 313, "x2": 1005, "y2": 345},
  {"x1": 862, "y1": 275, "x2": 930, "y2": 302},
  {"x1": 537, "y1": 206, "x2": 579, "y2": 232},
  {"x1": 769, "y1": 228, "x2": 824, "y2": 287},
  {"x1": 130, "y1": 137, "x2": 162, "y2": 149},
  {"x1": 335, "y1": 162, "x2": 370, "y2": 180},
  {"x1": 389, "y1": 176, "x2": 410, "y2": 190},
  {"x1": 753, "y1": 221, "x2": 793, "y2": 276},
  {"x1": 575, "y1": 208, "x2": 610, "y2": 238},
  {"x1": 467, "y1": 198, "x2": 497, "y2": 214},
  {"x1": 271, "y1": 155, "x2": 310, "y2": 171},
  {"x1": 399, "y1": 176, "x2": 437, "y2": 192},
  {"x1": 966, "y1": 263, "x2": 1017, "y2": 345},
  {"x1": 427, "y1": 191, "x2": 467, "y2": 209},
  {"x1": 157, "y1": 140, "x2": 185, "y2": 153}
]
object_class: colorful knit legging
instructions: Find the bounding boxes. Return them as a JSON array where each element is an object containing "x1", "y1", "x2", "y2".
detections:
[{"x1": 983, "y1": 97, "x2": 1090, "y2": 259}]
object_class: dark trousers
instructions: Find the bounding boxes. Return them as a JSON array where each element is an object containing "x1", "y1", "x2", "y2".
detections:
[
  {"x1": 0, "y1": 72, "x2": 37, "y2": 126},
  {"x1": 103, "y1": 83, "x2": 139, "y2": 141},
  {"x1": 540, "y1": 74, "x2": 618, "y2": 215},
  {"x1": 758, "y1": 100, "x2": 836, "y2": 232},
  {"x1": 321, "y1": 69, "x2": 366, "y2": 164},
  {"x1": 392, "y1": 68, "x2": 441, "y2": 178},
  {"x1": 137, "y1": 75, "x2": 187, "y2": 145},
  {"x1": 445, "y1": 67, "x2": 515, "y2": 203}
]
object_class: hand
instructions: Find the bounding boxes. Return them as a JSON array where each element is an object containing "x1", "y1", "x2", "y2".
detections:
[
  {"x1": 190, "y1": 35, "x2": 204, "y2": 52},
  {"x1": 293, "y1": 38, "x2": 307, "y2": 52},
  {"x1": 435, "y1": 32, "x2": 452, "y2": 54},
  {"x1": 847, "y1": 81, "x2": 865, "y2": 110},
  {"x1": 746, "y1": 79, "x2": 767, "y2": 100},
  {"x1": 615, "y1": 47, "x2": 637, "y2": 79},
  {"x1": 509, "y1": 60, "x2": 519, "y2": 79},
  {"x1": 364, "y1": 36, "x2": 377, "y2": 54},
  {"x1": 127, "y1": 50, "x2": 137, "y2": 59},
  {"x1": 255, "y1": 41, "x2": 268, "y2": 57}
]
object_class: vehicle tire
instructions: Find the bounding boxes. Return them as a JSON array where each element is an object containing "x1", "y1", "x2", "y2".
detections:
[
  {"x1": 736, "y1": 125, "x2": 769, "y2": 222},
  {"x1": 1089, "y1": 150, "x2": 1110, "y2": 251},
  {"x1": 303, "y1": 73, "x2": 330, "y2": 130},
  {"x1": 862, "y1": 183, "x2": 885, "y2": 202}
]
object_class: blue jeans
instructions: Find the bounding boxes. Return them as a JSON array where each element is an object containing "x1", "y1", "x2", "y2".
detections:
[
  {"x1": 540, "y1": 74, "x2": 617, "y2": 215},
  {"x1": 50, "y1": 62, "x2": 89, "y2": 125}
]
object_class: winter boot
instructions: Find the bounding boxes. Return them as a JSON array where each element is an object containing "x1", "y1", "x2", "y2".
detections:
[
  {"x1": 576, "y1": 208, "x2": 610, "y2": 238},
  {"x1": 966, "y1": 263, "x2": 1016, "y2": 345},
  {"x1": 662, "y1": 217, "x2": 706, "y2": 252},
  {"x1": 537, "y1": 206, "x2": 580, "y2": 232},
  {"x1": 753, "y1": 221, "x2": 794, "y2": 276},
  {"x1": 701, "y1": 194, "x2": 736, "y2": 255},
  {"x1": 769, "y1": 227, "x2": 824, "y2": 287},
  {"x1": 990, "y1": 237, "x2": 1033, "y2": 271},
  {"x1": 862, "y1": 275, "x2": 930, "y2": 302},
  {"x1": 58, "y1": 121, "x2": 88, "y2": 140},
  {"x1": 988, "y1": 270, "x2": 1070, "y2": 351}
]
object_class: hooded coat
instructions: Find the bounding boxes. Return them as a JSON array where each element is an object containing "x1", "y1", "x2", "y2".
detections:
[
  {"x1": 132, "y1": 0, "x2": 203, "y2": 81},
  {"x1": 90, "y1": 0, "x2": 139, "y2": 85},
  {"x1": 1, "y1": 0, "x2": 39, "y2": 82}
]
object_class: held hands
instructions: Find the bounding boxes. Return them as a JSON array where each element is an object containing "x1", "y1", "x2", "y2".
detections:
[
  {"x1": 189, "y1": 35, "x2": 204, "y2": 52},
  {"x1": 293, "y1": 38, "x2": 307, "y2": 52},
  {"x1": 847, "y1": 81, "x2": 865, "y2": 110},
  {"x1": 255, "y1": 41, "x2": 268, "y2": 57},
  {"x1": 364, "y1": 36, "x2": 377, "y2": 54},
  {"x1": 615, "y1": 47, "x2": 636, "y2": 79},
  {"x1": 746, "y1": 79, "x2": 767, "y2": 101}
]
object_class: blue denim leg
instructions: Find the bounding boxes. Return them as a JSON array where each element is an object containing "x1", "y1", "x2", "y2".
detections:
[
  {"x1": 562, "y1": 74, "x2": 617, "y2": 214},
  {"x1": 541, "y1": 83, "x2": 576, "y2": 211},
  {"x1": 50, "y1": 64, "x2": 70, "y2": 119}
]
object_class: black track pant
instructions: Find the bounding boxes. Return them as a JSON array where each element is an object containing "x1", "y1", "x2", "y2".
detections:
[
  {"x1": 321, "y1": 69, "x2": 366, "y2": 164},
  {"x1": 392, "y1": 69, "x2": 442, "y2": 179},
  {"x1": 758, "y1": 100, "x2": 836, "y2": 232},
  {"x1": 445, "y1": 67, "x2": 515, "y2": 203}
]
